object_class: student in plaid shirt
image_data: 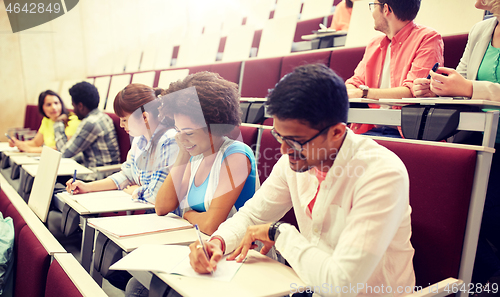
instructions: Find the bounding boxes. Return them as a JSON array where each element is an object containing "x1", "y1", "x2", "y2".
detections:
[
  {"x1": 66, "y1": 84, "x2": 178, "y2": 204},
  {"x1": 54, "y1": 81, "x2": 120, "y2": 173}
]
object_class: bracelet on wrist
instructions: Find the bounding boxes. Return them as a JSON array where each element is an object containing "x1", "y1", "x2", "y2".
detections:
[{"x1": 209, "y1": 236, "x2": 225, "y2": 254}]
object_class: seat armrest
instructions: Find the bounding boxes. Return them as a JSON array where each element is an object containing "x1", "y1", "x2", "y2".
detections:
[{"x1": 408, "y1": 278, "x2": 462, "y2": 297}]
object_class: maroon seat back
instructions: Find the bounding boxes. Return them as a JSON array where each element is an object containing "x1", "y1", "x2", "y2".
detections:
[
  {"x1": 443, "y1": 34, "x2": 468, "y2": 69},
  {"x1": 188, "y1": 65, "x2": 212, "y2": 74},
  {"x1": 45, "y1": 259, "x2": 83, "y2": 297},
  {"x1": 257, "y1": 129, "x2": 282, "y2": 185},
  {"x1": 15, "y1": 225, "x2": 51, "y2": 297},
  {"x1": 241, "y1": 57, "x2": 283, "y2": 97},
  {"x1": 280, "y1": 51, "x2": 332, "y2": 78},
  {"x1": 24, "y1": 105, "x2": 44, "y2": 131},
  {"x1": 329, "y1": 46, "x2": 365, "y2": 81},
  {"x1": 375, "y1": 140, "x2": 476, "y2": 287},
  {"x1": 211, "y1": 61, "x2": 242, "y2": 84},
  {"x1": 4, "y1": 203, "x2": 27, "y2": 247},
  {"x1": 239, "y1": 125, "x2": 259, "y2": 152},
  {"x1": 105, "y1": 112, "x2": 131, "y2": 163},
  {"x1": 293, "y1": 17, "x2": 325, "y2": 42}
]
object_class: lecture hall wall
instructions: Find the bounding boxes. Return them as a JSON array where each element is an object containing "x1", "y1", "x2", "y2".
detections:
[
  {"x1": 0, "y1": 0, "x2": 273, "y2": 140},
  {"x1": 0, "y1": 0, "x2": 482, "y2": 141}
]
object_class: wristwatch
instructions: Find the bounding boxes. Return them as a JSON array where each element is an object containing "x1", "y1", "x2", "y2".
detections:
[
  {"x1": 268, "y1": 221, "x2": 284, "y2": 241},
  {"x1": 359, "y1": 85, "x2": 369, "y2": 98}
]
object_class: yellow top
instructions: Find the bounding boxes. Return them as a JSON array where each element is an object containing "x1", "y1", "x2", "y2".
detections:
[{"x1": 38, "y1": 113, "x2": 80, "y2": 148}]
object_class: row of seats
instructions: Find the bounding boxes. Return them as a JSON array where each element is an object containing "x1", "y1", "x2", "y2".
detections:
[
  {"x1": 0, "y1": 182, "x2": 107, "y2": 297},
  {"x1": 238, "y1": 123, "x2": 477, "y2": 287},
  {"x1": 86, "y1": 33, "x2": 468, "y2": 110}
]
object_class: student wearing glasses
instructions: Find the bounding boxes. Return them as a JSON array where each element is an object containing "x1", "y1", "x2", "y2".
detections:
[
  {"x1": 189, "y1": 64, "x2": 415, "y2": 296},
  {"x1": 345, "y1": 0, "x2": 443, "y2": 136}
]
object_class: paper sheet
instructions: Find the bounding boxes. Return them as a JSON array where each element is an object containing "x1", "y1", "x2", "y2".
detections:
[
  {"x1": 110, "y1": 244, "x2": 243, "y2": 282},
  {"x1": 88, "y1": 213, "x2": 192, "y2": 237},
  {"x1": 59, "y1": 190, "x2": 154, "y2": 213}
]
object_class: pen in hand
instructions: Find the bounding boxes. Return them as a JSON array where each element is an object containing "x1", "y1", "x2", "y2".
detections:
[
  {"x1": 71, "y1": 169, "x2": 76, "y2": 195},
  {"x1": 194, "y1": 224, "x2": 213, "y2": 275},
  {"x1": 427, "y1": 62, "x2": 440, "y2": 79}
]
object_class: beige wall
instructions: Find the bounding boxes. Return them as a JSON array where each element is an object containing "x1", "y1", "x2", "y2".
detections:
[{"x1": 0, "y1": 0, "x2": 488, "y2": 142}]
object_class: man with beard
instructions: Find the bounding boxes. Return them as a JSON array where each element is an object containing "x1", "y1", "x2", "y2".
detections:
[
  {"x1": 188, "y1": 64, "x2": 415, "y2": 297},
  {"x1": 345, "y1": 0, "x2": 443, "y2": 136}
]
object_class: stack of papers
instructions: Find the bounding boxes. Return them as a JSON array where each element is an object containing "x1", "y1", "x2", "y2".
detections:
[
  {"x1": 88, "y1": 213, "x2": 193, "y2": 238},
  {"x1": 110, "y1": 244, "x2": 243, "y2": 282}
]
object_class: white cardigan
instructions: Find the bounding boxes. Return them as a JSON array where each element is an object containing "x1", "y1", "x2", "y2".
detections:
[{"x1": 458, "y1": 17, "x2": 500, "y2": 100}]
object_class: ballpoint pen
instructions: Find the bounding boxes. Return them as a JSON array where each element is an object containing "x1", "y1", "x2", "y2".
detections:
[
  {"x1": 71, "y1": 169, "x2": 76, "y2": 195},
  {"x1": 194, "y1": 224, "x2": 213, "y2": 275}
]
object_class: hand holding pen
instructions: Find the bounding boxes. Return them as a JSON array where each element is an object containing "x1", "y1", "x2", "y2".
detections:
[{"x1": 189, "y1": 225, "x2": 224, "y2": 274}]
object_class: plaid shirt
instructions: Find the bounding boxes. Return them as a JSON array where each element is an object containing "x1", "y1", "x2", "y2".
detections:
[
  {"x1": 54, "y1": 109, "x2": 120, "y2": 171},
  {"x1": 109, "y1": 125, "x2": 178, "y2": 204}
]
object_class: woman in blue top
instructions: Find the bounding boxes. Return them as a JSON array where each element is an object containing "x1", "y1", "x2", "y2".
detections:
[
  {"x1": 413, "y1": 0, "x2": 500, "y2": 291},
  {"x1": 155, "y1": 72, "x2": 257, "y2": 236}
]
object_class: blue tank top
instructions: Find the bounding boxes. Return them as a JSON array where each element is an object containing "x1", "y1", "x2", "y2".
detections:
[{"x1": 186, "y1": 141, "x2": 256, "y2": 212}]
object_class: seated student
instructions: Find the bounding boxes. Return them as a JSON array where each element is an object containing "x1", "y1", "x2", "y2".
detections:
[
  {"x1": 188, "y1": 64, "x2": 415, "y2": 297},
  {"x1": 54, "y1": 82, "x2": 120, "y2": 177},
  {"x1": 8, "y1": 90, "x2": 80, "y2": 153},
  {"x1": 66, "y1": 84, "x2": 178, "y2": 204},
  {"x1": 330, "y1": 0, "x2": 353, "y2": 31},
  {"x1": 413, "y1": 0, "x2": 500, "y2": 291},
  {"x1": 345, "y1": 0, "x2": 443, "y2": 136},
  {"x1": 125, "y1": 72, "x2": 257, "y2": 297}
]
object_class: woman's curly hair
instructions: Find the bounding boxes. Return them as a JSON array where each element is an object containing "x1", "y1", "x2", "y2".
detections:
[{"x1": 158, "y1": 72, "x2": 241, "y2": 136}]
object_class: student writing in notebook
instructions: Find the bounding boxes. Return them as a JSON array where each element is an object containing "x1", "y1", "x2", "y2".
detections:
[
  {"x1": 8, "y1": 90, "x2": 80, "y2": 153},
  {"x1": 189, "y1": 64, "x2": 415, "y2": 297},
  {"x1": 124, "y1": 72, "x2": 257, "y2": 297},
  {"x1": 66, "y1": 84, "x2": 178, "y2": 204},
  {"x1": 413, "y1": 1, "x2": 500, "y2": 292}
]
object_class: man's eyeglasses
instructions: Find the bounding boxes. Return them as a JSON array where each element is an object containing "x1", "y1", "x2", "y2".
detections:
[
  {"x1": 368, "y1": 2, "x2": 384, "y2": 12},
  {"x1": 271, "y1": 125, "x2": 333, "y2": 152}
]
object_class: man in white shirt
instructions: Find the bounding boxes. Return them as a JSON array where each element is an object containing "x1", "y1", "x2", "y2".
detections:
[{"x1": 189, "y1": 64, "x2": 415, "y2": 296}]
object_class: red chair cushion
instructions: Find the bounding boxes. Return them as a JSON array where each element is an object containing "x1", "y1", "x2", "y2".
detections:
[{"x1": 45, "y1": 259, "x2": 83, "y2": 297}]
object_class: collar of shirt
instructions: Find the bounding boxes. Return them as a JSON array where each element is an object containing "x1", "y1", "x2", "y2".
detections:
[{"x1": 379, "y1": 21, "x2": 417, "y2": 48}]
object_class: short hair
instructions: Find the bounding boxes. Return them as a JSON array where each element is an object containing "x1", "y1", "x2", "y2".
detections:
[
  {"x1": 38, "y1": 90, "x2": 68, "y2": 118},
  {"x1": 69, "y1": 81, "x2": 99, "y2": 110},
  {"x1": 379, "y1": 0, "x2": 420, "y2": 21},
  {"x1": 159, "y1": 72, "x2": 241, "y2": 136},
  {"x1": 266, "y1": 64, "x2": 348, "y2": 130},
  {"x1": 484, "y1": 0, "x2": 500, "y2": 17}
]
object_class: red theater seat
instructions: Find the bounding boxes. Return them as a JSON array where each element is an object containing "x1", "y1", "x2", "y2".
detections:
[
  {"x1": 280, "y1": 51, "x2": 332, "y2": 78},
  {"x1": 376, "y1": 139, "x2": 476, "y2": 287},
  {"x1": 211, "y1": 61, "x2": 242, "y2": 84},
  {"x1": 293, "y1": 17, "x2": 325, "y2": 42},
  {"x1": 329, "y1": 46, "x2": 365, "y2": 81},
  {"x1": 241, "y1": 57, "x2": 283, "y2": 97},
  {"x1": 105, "y1": 112, "x2": 131, "y2": 164},
  {"x1": 15, "y1": 225, "x2": 51, "y2": 297},
  {"x1": 45, "y1": 259, "x2": 83, "y2": 297},
  {"x1": 443, "y1": 34, "x2": 468, "y2": 69}
]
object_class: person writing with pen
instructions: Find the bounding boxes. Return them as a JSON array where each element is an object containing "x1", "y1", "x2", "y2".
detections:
[
  {"x1": 124, "y1": 72, "x2": 257, "y2": 297},
  {"x1": 188, "y1": 64, "x2": 415, "y2": 297}
]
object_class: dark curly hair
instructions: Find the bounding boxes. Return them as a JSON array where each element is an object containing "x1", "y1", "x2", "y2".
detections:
[
  {"x1": 38, "y1": 90, "x2": 69, "y2": 118},
  {"x1": 69, "y1": 81, "x2": 99, "y2": 110},
  {"x1": 158, "y1": 72, "x2": 241, "y2": 136}
]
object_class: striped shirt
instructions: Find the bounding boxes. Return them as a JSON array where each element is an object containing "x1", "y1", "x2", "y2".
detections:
[
  {"x1": 54, "y1": 109, "x2": 120, "y2": 172},
  {"x1": 109, "y1": 125, "x2": 178, "y2": 203}
]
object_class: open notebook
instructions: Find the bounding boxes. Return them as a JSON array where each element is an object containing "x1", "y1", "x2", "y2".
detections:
[
  {"x1": 110, "y1": 244, "x2": 243, "y2": 282},
  {"x1": 88, "y1": 213, "x2": 193, "y2": 238}
]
